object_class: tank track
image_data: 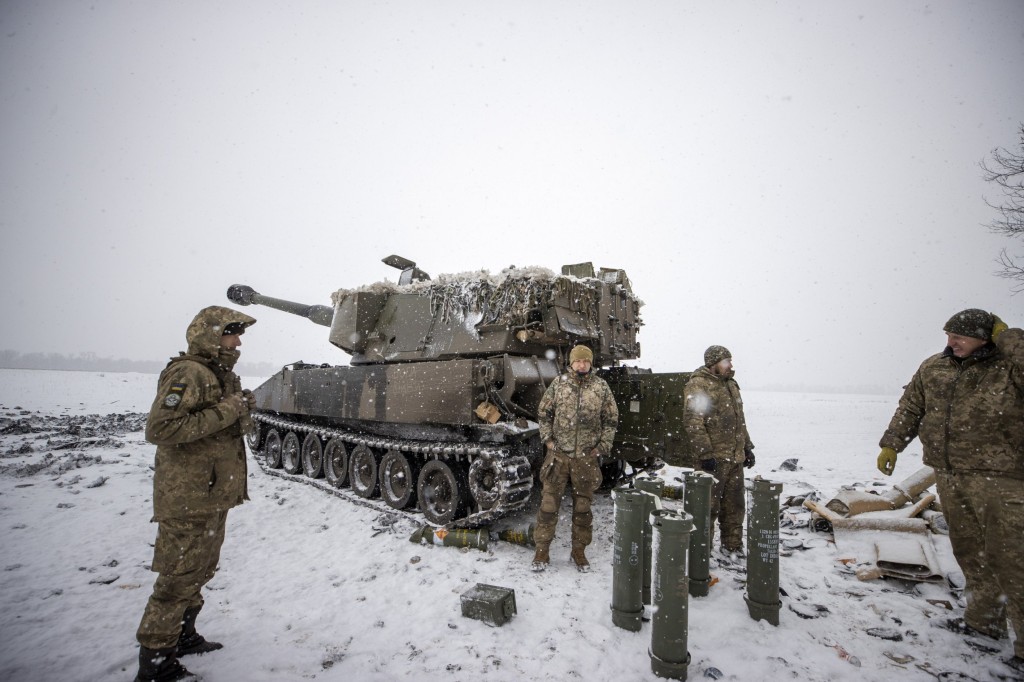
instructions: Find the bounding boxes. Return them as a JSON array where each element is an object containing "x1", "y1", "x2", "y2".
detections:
[{"x1": 250, "y1": 412, "x2": 534, "y2": 529}]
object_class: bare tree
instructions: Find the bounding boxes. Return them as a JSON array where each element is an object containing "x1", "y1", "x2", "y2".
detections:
[{"x1": 981, "y1": 124, "x2": 1024, "y2": 292}]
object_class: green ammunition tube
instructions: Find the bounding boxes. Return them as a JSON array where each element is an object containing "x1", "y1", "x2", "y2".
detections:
[
  {"x1": 493, "y1": 523, "x2": 535, "y2": 547},
  {"x1": 649, "y1": 508, "x2": 693, "y2": 680},
  {"x1": 683, "y1": 471, "x2": 713, "y2": 597},
  {"x1": 610, "y1": 487, "x2": 648, "y2": 631},
  {"x1": 745, "y1": 477, "x2": 784, "y2": 625},
  {"x1": 410, "y1": 525, "x2": 489, "y2": 551},
  {"x1": 633, "y1": 475, "x2": 665, "y2": 605}
]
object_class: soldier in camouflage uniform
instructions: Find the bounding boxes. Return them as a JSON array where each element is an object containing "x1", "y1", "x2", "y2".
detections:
[
  {"x1": 877, "y1": 310, "x2": 1023, "y2": 671},
  {"x1": 134, "y1": 306, "x2": 256, "y2": 682},
  {"x1": 683, "y1": 345, "x2": 755, "y2": 555},
  {"x1": 532, "y1": 344, "x2": 618, "y2": 573}
]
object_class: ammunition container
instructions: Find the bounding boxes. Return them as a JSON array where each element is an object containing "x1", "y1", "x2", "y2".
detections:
[
  {"x1": 633, "y1": 475, "x2": 664, "y2": 605},
  {"x1": 745, "y1": 477, "x2": 784, "y2": 626},
  {"x1": 409, "y1": 525, "x2": 488, "y2": 551},
  {"x1": 649, "y1": 508, "x2": 693, "y2": 680},
  {"x1": 683, "y1": 471, "x2": 713, "y2": 598},
  {"x1": 633, "y1": 475, "x2": 664, "y2": 498},
  {"x1": 460, "y1": 583, "x2": 517, "y2": 626},
  {"x1": 610, "y1": 487, "x2": 650, "y2": 631},
  {"x1": 660, "y1": 481, "x2": 686, "y2": 501},
  {"x1": 493, "y1": 523, "x2": 536, "y2": 547}
]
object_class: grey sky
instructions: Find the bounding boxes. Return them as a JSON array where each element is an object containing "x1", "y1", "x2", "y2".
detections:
[{"x1": 1, "y1": 1, "x2": 1022, "y2": 392}]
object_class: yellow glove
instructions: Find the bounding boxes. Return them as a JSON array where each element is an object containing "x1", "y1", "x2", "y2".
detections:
[
  {"x1": 877, "y1": 447, "x2": 897, "y2": 476},
  {"x1": 991, "y1": 313, "x2": 1008, "y2": 341}
]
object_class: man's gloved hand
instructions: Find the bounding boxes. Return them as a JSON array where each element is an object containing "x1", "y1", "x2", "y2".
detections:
[
  {"x1": 991, "y1": 313, "x2": 1008, "y2": 342},
  {"x1": 877, "y1": 447, "x2": 897, "y2": 476},
  {"x1": 743, "y1": 446, "x2": 755, "y2": 469},
  {"x1": 223, "y1": 392, "x2": 249, "y2": 415},
  {"x1": 700, "y1": 458, "x2": 717, "y2": 474},
  {"x1": 242, "y1": 389, "x2": 257, "y2": 410}
]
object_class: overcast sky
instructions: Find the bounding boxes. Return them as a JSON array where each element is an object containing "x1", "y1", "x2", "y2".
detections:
[{"x1": 1, "y1": 1, "x2": 1022, "y2": 392}]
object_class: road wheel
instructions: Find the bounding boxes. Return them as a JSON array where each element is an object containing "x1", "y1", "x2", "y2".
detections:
[
  {"x1": 263, "y1": 429, "x2": 283, "y2": 469},
  {"x1": 468, "y1": 457, "x2": 502, "y2": 510},
  {"x1": 301, "y1": 433, "x2": 324, "y2": 478},
  {"x1": 379, "y1": 450, "x2": 420, "y2": 510},
  {"x1": 417, "y1": 459, "x2": 468, "y2": 525},
  {"x1": 349, "y1": 444, "x2": 380, "y2": 498},
  {"x1": 281, "y1": 431, "x2": 302, "y2": 474},
  {"x1": 245, "y1": 421, "x2": 264, "y2": 452},
  {"x1": 323, "y1": 438, "x2": 349, "y2": 488}
]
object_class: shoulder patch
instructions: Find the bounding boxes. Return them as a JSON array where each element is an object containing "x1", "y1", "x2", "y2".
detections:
[{"x1": 162, "y1": 384, "x2": 186, "y2": 408}]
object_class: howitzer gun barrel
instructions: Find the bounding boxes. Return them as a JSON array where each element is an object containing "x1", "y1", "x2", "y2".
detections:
[{"x1": 227, "y1": 284, "x2": 334, "y2": 327}]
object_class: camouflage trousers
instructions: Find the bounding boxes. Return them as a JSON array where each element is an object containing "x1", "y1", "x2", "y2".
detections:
[
  {"x1": 937, "y1": 471, "x2": 1024, "y2": 657},
  {"x1": 136, "y1": 510, "x2": 228, "y2": 649},
  {"x1": 709, "y1": 459, "x2": 745, "y2": 551},
  {"x1": 534, "y1": 451, "x2": 603, "y2": 549}
]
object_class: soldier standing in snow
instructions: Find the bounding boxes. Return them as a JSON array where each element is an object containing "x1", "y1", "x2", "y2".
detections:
[
  {"x1": 877, "y1": 310, "x2": 1023, "y2": 672},
  {"x1": 683, "y1": 345, "x2": 755, "y2": 556},
  {"x1": 531, "y1": 344, "x2": 618, "y2": 573},
  {"x1": 134, "y1": 306, "x2": 256, "y2": 682}
]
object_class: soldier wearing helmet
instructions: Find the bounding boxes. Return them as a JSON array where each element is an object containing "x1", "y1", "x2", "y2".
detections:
[
  {"x1": 134, "y1": 306, "x2": 256, "y2": 682},
  {"x1": 531, "y1": 344, "x2": 619, "y2": 573}
]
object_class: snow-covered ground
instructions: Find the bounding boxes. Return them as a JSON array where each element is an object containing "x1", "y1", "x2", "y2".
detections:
[{"x1": 0, "y1": 368, "x2": 1019, "y2": 681}]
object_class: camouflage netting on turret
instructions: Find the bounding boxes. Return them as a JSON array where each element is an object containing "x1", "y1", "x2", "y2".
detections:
[
  {"x1": 332, "y1": 266, "x2": 642, "y2": 329},
  {"x1": 429, "y1": 270, "x2": 602, "y2": 327}
]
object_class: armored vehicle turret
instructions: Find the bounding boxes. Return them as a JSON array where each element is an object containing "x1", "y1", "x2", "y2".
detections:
[{"x1": 229, "y1": 256, "x2": 688, "y2": 527}]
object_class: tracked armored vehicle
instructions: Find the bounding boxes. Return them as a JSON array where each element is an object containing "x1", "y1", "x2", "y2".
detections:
[{"x1": 228, "y1": 256, "x2": 688, "y2": 527}]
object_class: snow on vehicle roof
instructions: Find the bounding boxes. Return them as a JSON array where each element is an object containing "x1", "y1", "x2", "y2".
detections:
[{"x1": 330, "y1": 265, "x2": 642, "y2": 326}]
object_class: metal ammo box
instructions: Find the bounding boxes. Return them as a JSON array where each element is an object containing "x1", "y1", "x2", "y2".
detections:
[{"x1": 460, "y1": 583, "x2": 517, "y2": 626}]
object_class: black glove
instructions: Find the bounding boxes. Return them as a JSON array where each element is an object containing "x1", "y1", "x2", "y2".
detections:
[
  {"x1": 700, "y1": 458, "x2": 717, "y2": 473},
  {"x1": 743, "y1": 447, "x2": 755, "y2": 469}
]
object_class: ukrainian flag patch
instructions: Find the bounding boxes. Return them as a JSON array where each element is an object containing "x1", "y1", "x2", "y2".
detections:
[{"x1": 163, "y1": 383, "x2": 186, "y2": 408}]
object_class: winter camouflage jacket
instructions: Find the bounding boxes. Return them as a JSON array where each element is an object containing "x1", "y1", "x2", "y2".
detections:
[
  {"x1": 537, "y1": 372, "x2": 619, "y2": 459},
  {"x1": 880, "y1": 327, "x2": 1024, "y2": 479},
  {"x1": 683, "y1": 366, "x2": 754, "y2": 465},
  {"x1": 146, "y1": 306, "x2": 256, "y2": 520}
]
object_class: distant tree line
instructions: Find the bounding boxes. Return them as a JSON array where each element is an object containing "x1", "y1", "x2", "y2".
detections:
[
  {"x1": 0, "y1": 350, "x2": 279, "y2": 377},
  {"x1": 0, "y1": 350, "x2": 892, "y2": 395}
]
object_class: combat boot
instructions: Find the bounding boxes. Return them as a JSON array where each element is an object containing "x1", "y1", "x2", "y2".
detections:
[
  {"x1": 176, "y1": 605, "x2": 223, "y2": 657},
  {"x1": 135, "y1": 645, "x2": 198, "y2": 682},
  {"x1": 532, "y1": 544, "x2": 550, "y2": 572},
  {"x1": 723, "y1": 545, "x2": 746, "y2": 561},
  {"x1": 570, "y1": 546, "x2": 590, "y2": 573},
  {"x1": 935, "y1": 616, "x2": 1006, "y2": 641}
]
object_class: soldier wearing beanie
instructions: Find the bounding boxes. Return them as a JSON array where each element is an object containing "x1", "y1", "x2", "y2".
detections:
[
  {"x1": 531, "y1": 344, "x2": 618, "y2": 573},
  {"x1": 942, "y1": 308, "x2": 995, "y2": 341},
  {"x1": 704, "y1": 345, "x2": 732, "y2": 368},
  {"x1": 683, "y1": 345, "x2": 755, "y2": 557},
  {"x1": 877, "y1": 310, "x2": 1024, "y2": 671}
]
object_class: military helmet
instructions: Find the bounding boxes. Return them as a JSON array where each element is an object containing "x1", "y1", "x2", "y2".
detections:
[
  {"x1": 704, "y1": 345, "x2": 732, "y2": 367},
  {"x1": 943, "y1": 309, "x2": 993, "y2": 341},
  {"x1": 568, "y1": 345, "x2": 594, "y2": 364}
]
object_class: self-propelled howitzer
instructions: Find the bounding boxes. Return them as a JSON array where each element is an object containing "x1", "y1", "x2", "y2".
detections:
[{"x1": 228, "y1": 256, "x2": 688, "y2": 527}]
